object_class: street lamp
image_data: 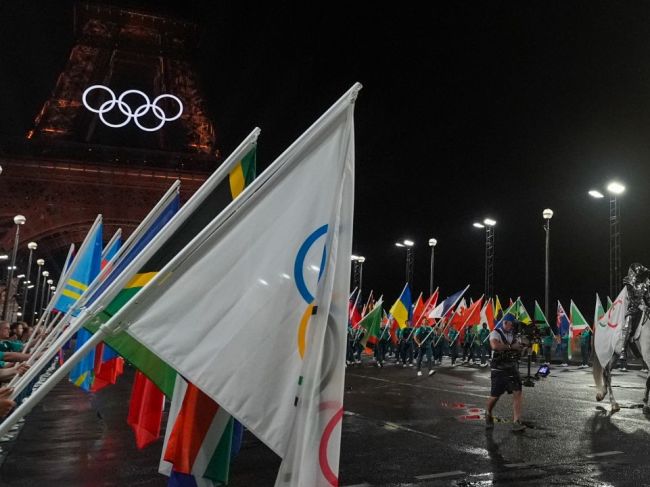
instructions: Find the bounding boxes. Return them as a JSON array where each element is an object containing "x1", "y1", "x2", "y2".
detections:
[
  {"x1": 428, "y1": 238, "x2": 438, "y2": 295},
  {"x1": 31, "y1": 259, "x2": 44, "y2": 324},
  {"x1": 589, "y1": 180, "x2": 626, "y2": 297},
  {"x1": 2, "y1": 215, "x2": 26, "y2": 319},
  {"x1": 37, "y1": 270, "x2": 49, "y2": 320},
  {"x1": 542, "y1": 209, "x2": 554, "y2": 321},
  {"x1": 21, "y1": 241, "x2": 37, "y2": 322},
  {"x1": 395, "y1": 239, "x2": 415, "y2": 285},
  {"x1": 46, "y1": 279, "x2": 54, "y2": 303},
  {"x1": 473, "y1": 218, "x2": 497, "y2": 299}
]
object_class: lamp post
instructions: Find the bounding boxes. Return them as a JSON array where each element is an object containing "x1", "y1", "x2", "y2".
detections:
[
  {"x1": 588, "y1": 181, "x2": 625, "y2": 297},
  {"x1": 31, "y1": 259, "x2": 44, "y2": 324},
  {"x1": 542, "y1": 209, "x2": 554, "y2": 321},
  {"x1": 37, "y1": 270, "x2": 49, "y2": 320},
  {"x1": 46, "y1": 280, "x2": 54, "y2": 304},
  {"x1": 21, "y1": 242, "x2": 37, "y2": 320},
  {"x1": 428, "y1": 238, "x2": 437, "y2": 295},
  {"x1": 351, "y1": 255, "x2": 366, "y2": 295},
  {"x1": 3, "y1": 215, "x2": 26, "y2": 319},
  {"x1": 395, "y1": 239, "x2": 415, "y2": 286},
  {"x1": 473, "y1": 218, "x2": 497, "y2": 299}
]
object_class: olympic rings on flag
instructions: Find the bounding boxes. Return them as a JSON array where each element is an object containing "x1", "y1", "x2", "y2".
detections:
[{"x1": 82, "y1": 85, "x2": 183, "y2": 132}]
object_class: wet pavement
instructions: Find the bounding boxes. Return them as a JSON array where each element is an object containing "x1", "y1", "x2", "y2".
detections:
[{"x1": 2, "y1": 359, "x2": 650, "y2": 486}]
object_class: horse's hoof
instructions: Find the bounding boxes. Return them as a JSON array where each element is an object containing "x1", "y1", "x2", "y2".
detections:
[
  {"x1": 611, "y1": 403, "x2": 621, "y2": 413},
  {"x1": 596, "y1": 393, "x2": 604, "y2": 402}
]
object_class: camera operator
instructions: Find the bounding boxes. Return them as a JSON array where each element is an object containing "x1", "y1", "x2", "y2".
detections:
[{"x1": 485, "y1": 313, "x2": 527, "y2": 432}]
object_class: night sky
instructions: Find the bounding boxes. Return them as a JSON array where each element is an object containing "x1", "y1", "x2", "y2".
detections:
[{"x1": 2, "y1": 2, "x2": 650, "y2": 316}]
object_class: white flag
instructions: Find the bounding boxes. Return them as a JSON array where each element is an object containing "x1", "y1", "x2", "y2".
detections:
[
  {"x1": 595, "y1": 287, "x2": 627, "y2": 367},
  {"x1": 113, "y1": 84, "x2": 359, "y2": 486}
]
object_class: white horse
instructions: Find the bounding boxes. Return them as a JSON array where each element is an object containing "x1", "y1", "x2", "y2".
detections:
[{"x1": 593, "y1": 315, "x2": 650, "y2": 413}]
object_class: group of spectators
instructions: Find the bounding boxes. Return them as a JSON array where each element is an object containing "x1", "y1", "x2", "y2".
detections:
[{"x1": 0, "y1": 321, "x2": 34, "y2": 417}]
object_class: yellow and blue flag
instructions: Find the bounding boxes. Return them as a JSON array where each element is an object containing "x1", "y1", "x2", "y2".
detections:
[
  {"x1": 389, "y1": 283, "x2": 412, "y2": 329},
  {"x1": 64, "y1": 221, "x2": 103, "y2": 391}
]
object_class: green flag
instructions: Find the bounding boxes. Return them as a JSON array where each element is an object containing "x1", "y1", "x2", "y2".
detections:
[
  {"x1": 514, "y1": 297, "x2": 532, "y2": 324},
  {"x1": 594, "y1": 294, "x2": 605, "y2": 329},
  {"x1": 358, "y1": 299, "x2": 383, "y2": 349},
  {"x1": 533, "y1": 300, "x2": 551, "y2": 333}
]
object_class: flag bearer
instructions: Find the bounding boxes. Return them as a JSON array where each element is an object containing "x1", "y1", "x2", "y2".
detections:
[
  {"x1": 399, "y1": 321, "x2": 414, "y2": 367},
  {"x1": 415, "y1": 323, "x2": 436, "y2": 377},
  {"x1": 375, "y1": 324, "x2": 391, "y2": 368},
  {"x1": 579, "y1": 327, "x2": 592, "y2": 368},
  {"x1": 479, "y1": 323, "x2": 491, "y2": 367},
  {"x1": 448, "y1": 327, "x2": 460, "y2": 366}
]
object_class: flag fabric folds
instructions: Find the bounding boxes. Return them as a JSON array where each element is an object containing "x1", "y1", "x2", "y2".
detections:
[
  {"x1": 358, "y1": 299, "x2": 383, "y2": 348},
  {"x1": 389, "y1": 284, "x2": 412, "y2": 329},
  {"x1": 160, "y1": 376, "x2": 234, "y2": 487},
  {"x1": 127, "y1": 370, "x2": 165, "y2": 449},
  {"x1": 109, "y1": 84, "x2": 359, "y2": 486},
  {"x1": 595, "y1": 288, "x2": 627, "y2": 366},
  {"x1": 557, "y1": 301, "x2": 570, "y2": 336},
  {"x1": 55, "y1": 220, "x2": 103, "y2": 314},
  {"x1": 533, "y1": 300, "x2": 552, "y2": 334},
  {"x1": 67, "y1": 220, "x2": 103, "y2": 391},
  {"x1": 568, "y1": 300, "x2": 590, "y2": 360},
  {"x1": 428, "y1": 285, "x2": 469, "y2": 319}
]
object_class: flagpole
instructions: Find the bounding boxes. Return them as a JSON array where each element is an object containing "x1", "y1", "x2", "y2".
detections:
[
  {"x1": 23, "y1": 243, "x2": 76, "y2": 351},
  {"x1": 101, "y1": 228, "x2": 122, "y2": 261},
  {"x1": 432, "y1": 287, "x2": 472, "y2": 347},
  {"x1": 0, "y1": 83, "x2": 359, "y2": 435},
  {"x1": 20, "y1": 215, "x2": 98, "y2": 354},
  {"x1": 2, "y1": 128, "x2": 262, "y2": 417}
]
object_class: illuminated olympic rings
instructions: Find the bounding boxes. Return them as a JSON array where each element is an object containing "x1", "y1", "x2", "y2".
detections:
[{"x1": 82, "y1": 85, "x2": 183, "y2": 132}]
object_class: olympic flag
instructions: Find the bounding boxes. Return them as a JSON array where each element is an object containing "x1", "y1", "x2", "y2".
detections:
[
  {"x1": 105, "y1": 83, "x2": 360, "y2": 485},
  {"x1": 595, "y1": 287, "x2": 627, "y2": 367}
]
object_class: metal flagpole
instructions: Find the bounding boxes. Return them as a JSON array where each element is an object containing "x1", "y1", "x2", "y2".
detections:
[
  {"x1": 0, "y1": 84, "x2": 361, "y2": 434},
  {"x1": 3, "y1": 128, "x2": 262, "y2": 412}
]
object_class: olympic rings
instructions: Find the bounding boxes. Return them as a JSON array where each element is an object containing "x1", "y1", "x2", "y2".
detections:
[{"x1": 82, "y1": 85, "x2": 183, "y2": 132}]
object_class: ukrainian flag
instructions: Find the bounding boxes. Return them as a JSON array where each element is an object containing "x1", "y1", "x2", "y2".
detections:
[{"x1": 389, "y1": 283, "x2": 412, "y2": 329}]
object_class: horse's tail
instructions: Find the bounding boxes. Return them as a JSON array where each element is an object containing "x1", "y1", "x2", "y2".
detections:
[{"x1": 592, "y1": 347, "x2": 607, "y2": 401}]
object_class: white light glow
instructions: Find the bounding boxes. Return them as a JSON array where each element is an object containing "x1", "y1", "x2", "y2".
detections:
[
  {"x1": 403, "y1": 240, "x2": 414, "y2": 247},
  {"x1": 483, "y1": 218, "x2": 497, "y2": 226},
  {"x1": 588, "y1": 190, "x2": 604, "y2": 199},
  {"x1": 473, "y1": 222, "x2": 485, "y2": 228},
  {"x1": 258, "y1": 278, "x2": 269, "y2": 286},
  {"x1": 607, "y1": 181, "x2": 625, "y2": 195}
]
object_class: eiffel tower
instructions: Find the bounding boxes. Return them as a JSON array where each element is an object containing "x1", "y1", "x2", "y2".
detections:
[{"x1": 0, "y1": 3, "x2": 219, "y2": 312}]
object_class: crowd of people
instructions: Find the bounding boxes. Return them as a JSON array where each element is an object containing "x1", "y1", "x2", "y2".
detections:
[
  {"x1": 346, "y1": 319, "x2": 596, "y2": 374},
  {"x1": 0, "y1": 321, "x2": 35, "y2": 417}
]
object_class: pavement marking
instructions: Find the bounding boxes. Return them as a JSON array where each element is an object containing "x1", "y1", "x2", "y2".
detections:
[
  {"x1": 415, "y1": 470, "x2": 465, "y2": 480},
  {"x1": 344, "y1": 410, "x2": 440, "y2": 439},
  {"x1": 348, "y1": 373, "x2": 489, "y2": 400},
  {"x1": 584, "y1": 450, "x2": 624, "y2": 458},
  {"x1": 504, "y1": 462, "x2": 534, "y2": 468}
]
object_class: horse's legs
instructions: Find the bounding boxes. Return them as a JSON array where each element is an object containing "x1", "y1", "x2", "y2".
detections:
[
  {"x1": 604, "y1": 365, "x2": 620, "y2": 412},
  {"x1": 643, "y1": 375, "x2": 650, "y2": 414}
]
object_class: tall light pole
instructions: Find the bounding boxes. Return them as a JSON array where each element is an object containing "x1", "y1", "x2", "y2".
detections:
[
  {"x1": 31, "y1": 259, "x2": 44, "y2": 325},
  {"x1": 473, "y1": 218, "x2": 497, "y2": 299},
  {"x1": 351, "y1": 255, "x2": 366, "y2": 295},
  {"x1": 542, "y1": 209, "x2": 554, "y2": 321},
  {"x1": 428, "y1": 238, "x2": 437, "y2": 295},
  {"x1": 395, "y1": 239, "x2": 415, "y2": 286},
  {"x1": 589, "y1": 181, "x2": 625, "y2": 297},
  {"x1": 37, "y1": 270, "x2": 49, "y2": 320},
  {"x1": 47, "y1": 280, "x2": 54, "y2": 304},
  {"x1": 21, "y1": 242, "x2": 37, "y2": 320},
  {"x1": 3, "y1": 215, "x2": 26, "y2": 319}
]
